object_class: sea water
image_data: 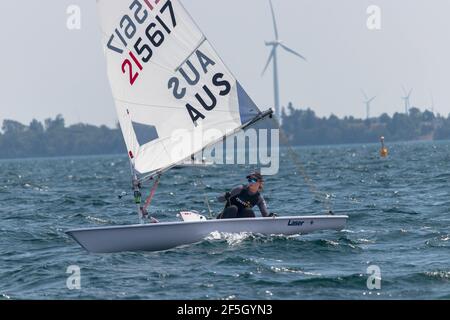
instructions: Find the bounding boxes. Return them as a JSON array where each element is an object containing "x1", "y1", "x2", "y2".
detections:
[{"x1": 0, "y1": 141, "x2": 449, "y2": 299}]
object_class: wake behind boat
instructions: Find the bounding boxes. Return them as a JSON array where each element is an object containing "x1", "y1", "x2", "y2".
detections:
[{"x1": 67, "y1": 215, "x2": 348, "y2": 253}]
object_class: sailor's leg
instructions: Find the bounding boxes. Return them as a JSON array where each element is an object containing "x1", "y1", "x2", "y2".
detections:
[
  {"x1": 219, "y1": 205, "x2": 239, "y2": 219},
  {"x1": 238, "y1": 208, "x2": 256, "y2": 218}
]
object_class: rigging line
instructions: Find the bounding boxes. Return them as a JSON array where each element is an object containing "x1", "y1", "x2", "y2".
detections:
[
  {"x1": 271, "y1": 116, "x2": 333, "y2": 214},
  {"x1": 142, "y1": 174, "x2": 161, "y2": 212}
]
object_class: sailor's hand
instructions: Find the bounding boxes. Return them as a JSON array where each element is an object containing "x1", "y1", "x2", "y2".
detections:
[
  {"x1": 224, "y1": 192, "x2": 231, "y2": 201},
  {"x1": 269, "y1": 213, "x2": 278, "y2": 217}
]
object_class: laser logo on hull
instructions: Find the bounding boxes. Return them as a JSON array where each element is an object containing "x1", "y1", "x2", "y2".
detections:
[{"x1": 288, "y1": 220, "x2": 305, "y2": 227}]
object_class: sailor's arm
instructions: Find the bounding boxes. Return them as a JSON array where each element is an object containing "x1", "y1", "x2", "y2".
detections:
[
  {"x1": 257, "y1": 196, "x2": 270, "y2": 217},
  {"x1": 217, "y1": 185, "x2": 243, "y2": 202}
]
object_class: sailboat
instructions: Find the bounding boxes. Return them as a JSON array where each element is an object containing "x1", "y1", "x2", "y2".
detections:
[{"x1": 66, "y1": 0, "x2": 347, "y2": 253}]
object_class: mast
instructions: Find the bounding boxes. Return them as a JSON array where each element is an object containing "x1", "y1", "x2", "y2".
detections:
[
  {"x1": 273, "y1": 49, "x2": 281, "y2": 122},
  {"x1": 128, "y1": 161, "x2": 144, "y2": 223}
]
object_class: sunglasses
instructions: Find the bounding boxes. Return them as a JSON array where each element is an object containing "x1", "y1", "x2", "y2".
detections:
[{"x1": 248, "y1": 178, "x2": 259, "y2": 184}]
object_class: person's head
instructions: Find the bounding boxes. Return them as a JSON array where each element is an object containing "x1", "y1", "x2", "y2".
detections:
[{"x1": 246, "y1": 172, "x2": 264, "y2": 193}]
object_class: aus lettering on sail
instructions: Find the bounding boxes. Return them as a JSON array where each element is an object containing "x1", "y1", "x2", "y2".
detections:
[
  {"x1": 168, "y1": 49, "x2": 232, "y2": 126},
  {"x1": 106, "y1": 0, "x2": 177, "y2": 86}
]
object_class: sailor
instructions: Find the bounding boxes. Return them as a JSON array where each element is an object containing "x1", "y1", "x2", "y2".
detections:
[{"x1": 217, "y1": 172, "x2": 274, "y2": 219}]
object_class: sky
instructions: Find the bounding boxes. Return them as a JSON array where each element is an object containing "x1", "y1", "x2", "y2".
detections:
[{"x1": 0, "y1": 0, "x2": 449, "y2": 128}]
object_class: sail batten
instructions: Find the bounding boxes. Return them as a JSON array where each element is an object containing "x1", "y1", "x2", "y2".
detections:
[
  {"x1": 97, "y1": 0, "x2": 263, "y2": 174},
  {"x1": 174, "y1": 36, "x2": 207, "y2": 72}
]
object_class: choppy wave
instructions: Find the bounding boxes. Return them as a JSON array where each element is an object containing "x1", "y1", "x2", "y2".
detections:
[{"x1": 1, "y1": 142, "x2": 450, "y2": 299}]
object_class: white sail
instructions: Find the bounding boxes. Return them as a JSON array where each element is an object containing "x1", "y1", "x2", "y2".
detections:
[{"x1": 96, "y1": 0, "x2": 262, "y2": 174}]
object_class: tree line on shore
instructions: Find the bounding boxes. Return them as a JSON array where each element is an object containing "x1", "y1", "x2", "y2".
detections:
[
  {"x1": 0, "y1": 115, "x2": 124, "y2": 159},
  {"x1": 281, "y1": 103, "x2": 450, "y2": 146},
  {"x1": 0, "y1": 106, "x2": 449, "y2": 158}
]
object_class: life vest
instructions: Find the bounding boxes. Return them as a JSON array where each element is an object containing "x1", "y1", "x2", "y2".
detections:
[{"x1": 229, "y1": 186, "x2": 260, "y2": 211}]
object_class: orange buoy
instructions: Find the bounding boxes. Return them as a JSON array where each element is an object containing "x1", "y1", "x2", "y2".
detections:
[{"x1": 380, "y1": 136, "x2": 388, "y2": 158}]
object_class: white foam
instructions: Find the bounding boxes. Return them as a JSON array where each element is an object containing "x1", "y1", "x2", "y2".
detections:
[{"x1": 206, "y1": 231, "x2": 253, "y2": 246}]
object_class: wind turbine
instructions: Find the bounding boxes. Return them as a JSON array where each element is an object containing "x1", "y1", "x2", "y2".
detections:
[
  {"x1": 361, "y1": 90, "x2": 376, "y2": 120},
  {"x1": 262, "y1": 0, "x2": 307, "y2": 122},
  {"x1": 402, "y1": 87, "x2": 413, "y2": 115}
]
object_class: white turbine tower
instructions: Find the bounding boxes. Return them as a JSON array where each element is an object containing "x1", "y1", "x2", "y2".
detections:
[
  {"x1": 262, "y1": 0, "x2": 307, "y2": 122},
  {"x1": 402, "y1": 87, "x2": 413, "y2": 115},
  {"x1": 430, "y1": 92, "x2": 435, "y2": 114},
  {"x1": 361, "y1": 90, "x2": 376, "y2": 120}
]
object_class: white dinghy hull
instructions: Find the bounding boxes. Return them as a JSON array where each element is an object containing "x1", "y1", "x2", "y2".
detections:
[{"x1": 66, "y1": 216, "x2": 348, "y2": 253}]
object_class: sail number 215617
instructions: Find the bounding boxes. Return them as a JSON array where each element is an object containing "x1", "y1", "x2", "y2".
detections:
[{"x1": 106, "y1": 0, "x2": 177, "y2": 86}]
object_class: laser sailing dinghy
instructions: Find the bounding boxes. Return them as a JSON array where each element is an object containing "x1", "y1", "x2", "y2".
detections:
[
  {"x1": 68, "y1": 216, "x2": 347, "y2": 253},
  {"x1": 66, "y1": 0, "x2": 347, "y2": 253}
]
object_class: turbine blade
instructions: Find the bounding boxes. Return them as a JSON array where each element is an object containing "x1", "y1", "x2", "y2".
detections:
[
  {"x1": 361, "y1": 89, "x2": 368, "y2": 100},
  {"x1": 408, "y1": 89, "x2": 413, "y2": 98},
  {"x1": 369, "y1": 96, "x2": 377, "y2": 103},
  {"x1": 269, "y1": 0, "x2": 279, "y2": 40},
  {"x1": 280, "y1": 44, "x2": 307, "y2": 61},
  {"x1": 402, "y1": 86, "x2": 407, "y2": 96},
  {"x1": 262, "y1": 49, "x2": 275, "y2": 76}
]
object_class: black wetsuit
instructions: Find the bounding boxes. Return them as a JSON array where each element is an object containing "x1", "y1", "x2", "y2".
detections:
[{"x1": 217, "y1": 185, "x2": 269, "y2": 219}]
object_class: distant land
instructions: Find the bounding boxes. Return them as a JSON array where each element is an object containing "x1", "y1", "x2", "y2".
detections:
[
  {"x1": 281, "y1": 103, "x2": 450, "y2": 146},
  {"x1": 0, "y1": 105, "x2": 449, "y2": 159}
]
